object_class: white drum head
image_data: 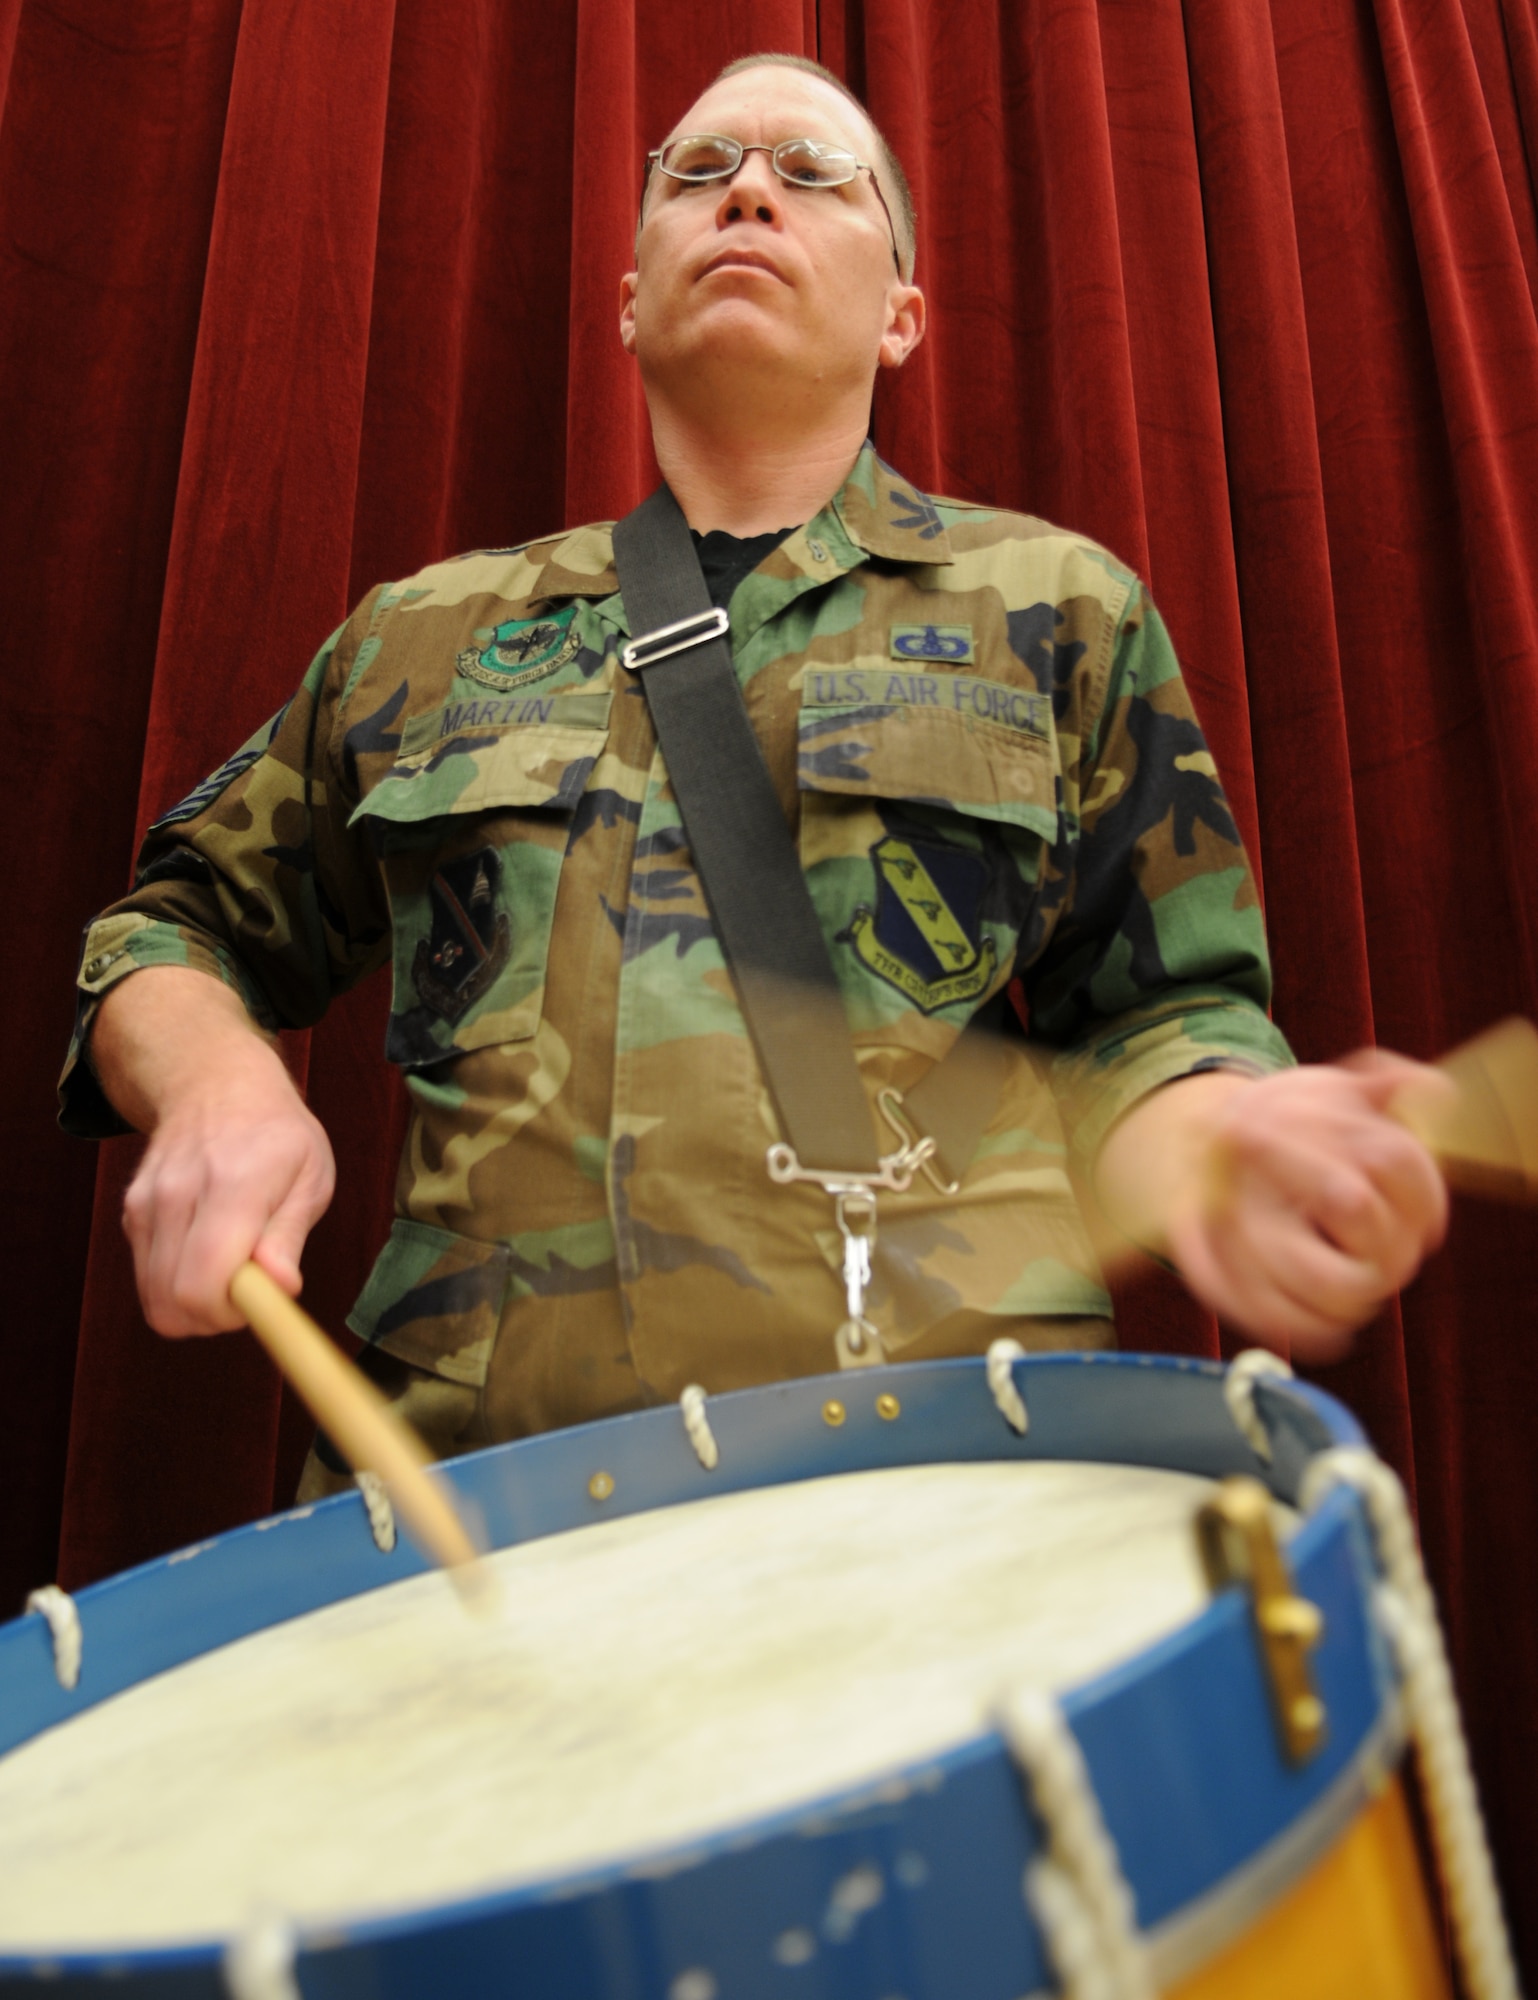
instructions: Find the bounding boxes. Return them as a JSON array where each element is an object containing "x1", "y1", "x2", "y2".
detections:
[{"x1": 0, "y1": 1459, "x2": 1242, "y2": 1949}]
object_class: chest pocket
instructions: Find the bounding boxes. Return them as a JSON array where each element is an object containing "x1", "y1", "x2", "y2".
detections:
[
  {"x1": 350, "y1": 693, "x2": 610, "y2": 1067},
  {"x1": 796, "y1": 672, "x2": 1058, "y2": 1024}
]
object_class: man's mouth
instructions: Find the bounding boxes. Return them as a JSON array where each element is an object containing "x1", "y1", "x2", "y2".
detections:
[{"x1": 698, "y1": 249, "x2": 787, "y2": 283}]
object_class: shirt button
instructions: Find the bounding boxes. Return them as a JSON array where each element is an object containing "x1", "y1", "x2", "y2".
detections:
[
  {"x1": 84, "y1": 955, "x2": 105, "y2": 979},
  {"x1": 808, "y1": 538, "x2": 829, "y2": 564}
]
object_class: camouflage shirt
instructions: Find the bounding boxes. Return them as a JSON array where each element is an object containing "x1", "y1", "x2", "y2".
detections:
[{"x1": 62, "y1": 444, "x2": 1292, "y2": 1440}]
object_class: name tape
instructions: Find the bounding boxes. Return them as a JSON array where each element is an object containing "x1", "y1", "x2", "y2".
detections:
[
  {"x1": 400, "y1": 690, "x2": 611, "y2": 755},
  {"x1": 802, "y1": 669, "x2": 1050, "y2": 739}
]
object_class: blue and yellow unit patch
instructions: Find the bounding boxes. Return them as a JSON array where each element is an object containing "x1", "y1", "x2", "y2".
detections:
[{"x1": 844, "y1": 834, "x2": 997, "y2": 1013}]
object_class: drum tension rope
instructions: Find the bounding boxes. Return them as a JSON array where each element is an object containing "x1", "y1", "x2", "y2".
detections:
[
  {"x1": 1302, "y1": 1446, "x2": 1521, "y2": 2000},
  {"x1": 24, "y1": 1585, "x2": 82, "y2": 1692},
  {"x1": 614, "y1": 486, "x2": 1010, "y2": 1367}
]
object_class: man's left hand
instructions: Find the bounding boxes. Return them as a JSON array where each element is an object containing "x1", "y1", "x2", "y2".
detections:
[{"x1": 1095, "y1": 1057, "x2": 1450, "y2": 1357}]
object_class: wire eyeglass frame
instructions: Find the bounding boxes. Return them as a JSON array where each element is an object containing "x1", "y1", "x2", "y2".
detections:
[{"x1": 643, "y1": 134, "x2": 903, "y2": 274}]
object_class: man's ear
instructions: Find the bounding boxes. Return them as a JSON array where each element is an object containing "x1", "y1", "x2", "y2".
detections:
[
  {"x1": 878, "y1": 284, "x2": 926, "y2": 371},
  {"x1": 618, "y1": 270, "x2": 639, "y2": 355}
]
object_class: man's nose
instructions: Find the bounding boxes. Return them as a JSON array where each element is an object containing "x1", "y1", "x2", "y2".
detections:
[{"x1": 714, "y1": 150, "x2": 783, "y2": 230}]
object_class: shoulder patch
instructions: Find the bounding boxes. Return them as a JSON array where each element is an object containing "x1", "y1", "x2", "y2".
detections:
[
  {"x1": 148, "y1": 705, "x2": 288, "y2": 830},
  {"x1": 455, "y1": 606, "x2": 580, "y2": 691}
]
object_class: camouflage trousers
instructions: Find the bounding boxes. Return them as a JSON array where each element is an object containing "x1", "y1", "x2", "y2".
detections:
[{"x1": 292, "y1": 1313, "x2": 1114, "y2": 1504}]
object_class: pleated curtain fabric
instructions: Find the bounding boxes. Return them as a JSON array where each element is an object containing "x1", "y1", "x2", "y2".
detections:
[{"x1": 1, "y1": 0, "x2": 1535, "y2": 1967}]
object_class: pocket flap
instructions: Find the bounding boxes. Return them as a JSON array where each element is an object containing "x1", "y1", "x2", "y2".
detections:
[
  {"x1": 352, "y1": 695, "x2": 611, "y2": 827},
  {"x1": 347, "y1": 1219, "x2": 512, "y2": 1386},
  {"x1": 799, "y1": 670, "x2": 1056, "y2": 839}
]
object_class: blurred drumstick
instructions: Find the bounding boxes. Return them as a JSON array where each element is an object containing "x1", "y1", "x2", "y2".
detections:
[
  {"x1": 1387, "y1": 1015, "x2": 1538, "y2": 1203},
  {"x1": 229, "y1": 1262, "x2": 492, "y2": 1600}
]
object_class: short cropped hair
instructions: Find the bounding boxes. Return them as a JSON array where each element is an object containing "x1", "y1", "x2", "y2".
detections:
[{"x1": 647, "y1": 52, "x2": 918, "y2": 281}]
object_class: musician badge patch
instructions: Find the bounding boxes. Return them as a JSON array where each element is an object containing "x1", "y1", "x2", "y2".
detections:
[
  {"x1": 455, "y1": 605, "x2": 581, "y2": 691},
  {"x1": 412, "y1": 847, "x2": 511, "y2": 1022},
  {"x1": 842, "y1": 834, "x2": 997, "y2": 1013}
]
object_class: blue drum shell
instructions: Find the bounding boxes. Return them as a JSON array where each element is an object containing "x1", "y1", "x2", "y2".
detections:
[{"x1": 0, "y1": 1352, "x2": 1390, "y2": 2000}]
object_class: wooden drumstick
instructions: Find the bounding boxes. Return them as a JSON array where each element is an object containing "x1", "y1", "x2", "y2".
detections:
[
  {"x1": 1388, "y1": 1016, "x2": 1538, "y2": 1203},
  {"x1": 229, "y1": 1262, "x2": 487, "y2": 1586}
]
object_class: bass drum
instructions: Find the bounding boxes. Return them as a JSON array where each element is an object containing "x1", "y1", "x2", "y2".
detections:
[{"x1": 0, "y1": 1353, "x2": 1469, "y2": 1997}]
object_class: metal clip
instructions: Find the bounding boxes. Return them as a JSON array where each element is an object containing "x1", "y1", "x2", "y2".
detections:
[
  {"x1": 877, "y1": 1087, "x2": 961, "y2": 1195},
  {"x1": 763, "y1": 1149, "x2": 922, "y2": 1368},
  {"x1": 833, "y1": 1186, "x2": 885, "y2": 1369},
  {"x1": 765, "y1": 1138, "x2": 936, "y2": 1196},
  {"x1": 1196, "y1": 1476, "x2": 1327, "y2": 1763},
  {"x1": 620, "y1": 607, "x2": 729, "y2": 672}
]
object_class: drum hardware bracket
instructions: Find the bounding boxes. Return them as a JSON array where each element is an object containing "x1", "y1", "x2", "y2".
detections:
[{"x1": 1196, "y1": 1477, "x2": 1326, "y2": 1764}]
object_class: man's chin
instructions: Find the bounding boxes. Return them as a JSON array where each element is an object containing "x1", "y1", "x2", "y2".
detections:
[{"x1": 643, "y1": 311, "x2": 808, "y2": 388}]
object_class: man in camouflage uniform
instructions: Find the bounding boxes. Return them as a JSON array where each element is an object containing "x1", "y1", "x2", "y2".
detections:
[{"x1": 62, "y1": 56, "x2": 1447, "y2": 1486}]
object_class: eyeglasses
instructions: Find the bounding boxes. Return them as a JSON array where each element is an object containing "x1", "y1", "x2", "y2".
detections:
[{"x1": 644, "y1": 134, "x2": 902, "y2": 274}]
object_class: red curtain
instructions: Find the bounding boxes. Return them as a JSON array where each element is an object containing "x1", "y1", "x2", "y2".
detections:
[{"x1": 2, "y1": 0, "x2": 1535, "y2": 1970}]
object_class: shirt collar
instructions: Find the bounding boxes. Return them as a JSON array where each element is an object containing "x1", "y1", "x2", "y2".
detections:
[
  {"x1": 523, "y1": 441, "x2": 954, "y2": 621},
  {"x1": 827, "y1": 441, "x2": 955, "y2": 564}
]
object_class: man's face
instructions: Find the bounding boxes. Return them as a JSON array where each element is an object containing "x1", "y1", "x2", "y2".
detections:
[{"x1": 619, "y1": 68, "x2": 923, "y2": 408}]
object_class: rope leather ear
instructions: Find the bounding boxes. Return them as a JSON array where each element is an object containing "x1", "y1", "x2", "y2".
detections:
[{"x1": 25, "y1": 1586, "x2": 82, "y2": 1691}]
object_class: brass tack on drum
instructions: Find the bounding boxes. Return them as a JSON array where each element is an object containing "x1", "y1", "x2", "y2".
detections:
[
  {"x1": 588, "y1": 1471, "x2": 615, "y2": 1501},
  {"x1": 822, "y1": 1400, "x2": 847, "y2": 1428},
  {"x1": 876, "y1": 1394, "x2": 901, "y2": 1421}
]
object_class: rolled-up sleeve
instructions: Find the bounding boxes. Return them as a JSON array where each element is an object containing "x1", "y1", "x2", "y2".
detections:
[
  {"x1": 1025, "y1": 583, "x2": 1294, "y2": 1168},
  {"x1": 59, "y1": 592, "x2": 392, "y2": 1137}
]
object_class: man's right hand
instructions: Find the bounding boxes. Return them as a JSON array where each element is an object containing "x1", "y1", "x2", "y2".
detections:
[{"x1": 92, "y1": 967, "x2": 336, "y2": 1335}]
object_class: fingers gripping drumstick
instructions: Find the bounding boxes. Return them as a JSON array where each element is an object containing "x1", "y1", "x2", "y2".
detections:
[
  {"x1": 1091, "y1": 1017, "x2": 1538, "y2": 1282},
  {"x1": 1201, "y1": 1017, "x2": 1538, "y2": 1213},
  {"x1": 229, "y1": 1263, "x2": 488, "y2": 1591}
]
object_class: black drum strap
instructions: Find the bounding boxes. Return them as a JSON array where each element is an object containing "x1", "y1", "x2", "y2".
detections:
[{"x1": 612, "y1": 483, "x2": 1005, "y2": 1187}]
